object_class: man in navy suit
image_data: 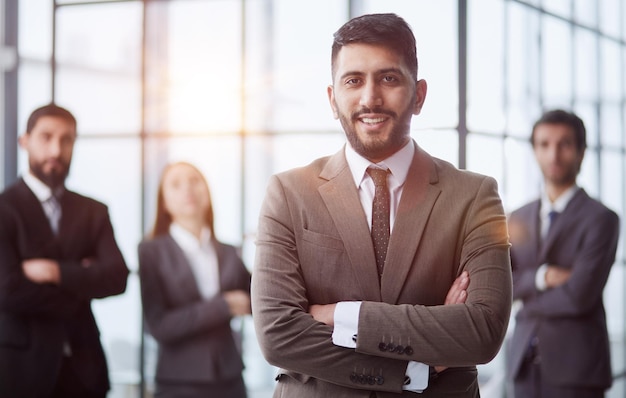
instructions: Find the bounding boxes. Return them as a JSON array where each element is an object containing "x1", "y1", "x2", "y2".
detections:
[
  {"x1": 507, "y1": 109, "x2": 620, "y2": 398},
  {"x1": 0, "y1": 104, "x2": 129, "y2": 398}
]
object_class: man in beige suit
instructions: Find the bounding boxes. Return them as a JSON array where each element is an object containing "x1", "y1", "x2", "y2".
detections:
[{"x1": 251, "y1": 13, "x2": 512, "y2": 397}]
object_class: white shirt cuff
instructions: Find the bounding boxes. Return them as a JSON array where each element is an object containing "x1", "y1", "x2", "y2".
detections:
[
  {"x1": 332, "y1": 301, "x2": 361, "y2": 348},
  {"x1": 535, "y1": 263, "x2": 549, "y2": 291},
  {"x1": 402, "y1": 361, "x2": 429, "y2": 392}
]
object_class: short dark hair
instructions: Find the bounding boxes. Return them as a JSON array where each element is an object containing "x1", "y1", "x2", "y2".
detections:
[
  {"x1": 26, "y1": 103, "x2": 77, "y2": 134},
  {"x1": 530, "y1": 109, "x2": 587, "y2": 152},
  {"x1": 331, "y1": 13, "x2": 418, "y2": 81}
]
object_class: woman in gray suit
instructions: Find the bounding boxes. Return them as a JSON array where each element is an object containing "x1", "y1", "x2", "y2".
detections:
[{"x1": 139, "y1": 161, "x2": 251, "y2": 398}]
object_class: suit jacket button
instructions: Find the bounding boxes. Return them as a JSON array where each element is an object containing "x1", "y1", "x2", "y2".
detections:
[
  {"x1": 386, "y1": 343, "x2": 395, "y2": 352},
  {"x1": 358, "y1": 374, "x2": 367, "y2": 384},
  {"x1": 367, "y1": 375, "x2": 376, "y2": 385},
  {"x1": 378, "y1": 342, "x2": 388, "y2": 351},
  {"x1": 350, "y1": 372, "x2": 358, "y2": 383},
  {"x1": 394, "y1": 345, "x2": 404, "y2": 354},
  {"x1": 376, "y1": 375, "x2": 384, "y2": 385},
  {"x1": 404, "y1": 345, "x2": 414, "y2": 355}
]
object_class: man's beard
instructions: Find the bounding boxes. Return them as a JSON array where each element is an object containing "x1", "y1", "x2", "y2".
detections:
[
  {"x1": 338, "y1": 105, "x2": 412, "y2": 161},
  {"x1": 30, "y1": 160, "x2": 69, "y2": 189}
]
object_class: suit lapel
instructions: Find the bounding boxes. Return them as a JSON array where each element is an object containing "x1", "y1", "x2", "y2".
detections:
[
  {"x1": 381, "y1": 144, "x2": 439, "y2": 304},
  {"x1": 318, "y1": 149, "x2": 382, "y2": 301}
]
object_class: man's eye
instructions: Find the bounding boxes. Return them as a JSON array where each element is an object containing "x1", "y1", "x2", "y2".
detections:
[
  {"x1": 382, "y1": 76, "x2": 397, "y2": 83},
  {"x1": 346, "y1": 78, "x2": 360, "y2": 85}
]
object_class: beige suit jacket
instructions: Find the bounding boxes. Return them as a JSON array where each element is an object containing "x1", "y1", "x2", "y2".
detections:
[{"x1": 252, "y1": 141, "x2": 512, "y2": 397}]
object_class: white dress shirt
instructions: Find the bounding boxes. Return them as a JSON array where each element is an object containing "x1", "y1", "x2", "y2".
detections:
[
  {"x1": 333, "y1": 140, "x2": 429, "y2": 392},
  {"x1": 169, "y1": 223, "x2": 220, "y2": 299}
]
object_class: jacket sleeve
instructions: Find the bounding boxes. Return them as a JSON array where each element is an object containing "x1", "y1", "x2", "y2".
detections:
[
  {"x1": 138, "y1": 240, "x2": 233, "y2": 345},
  {"x1": 58, "y1": 203, "x2": 129, "y2": 299},
  {"x1": 520, "y1": 209, "x2": 619, "y2": 317},
  {"x1": 0, "y1": 203, "x2": 78, "y2": 317}
]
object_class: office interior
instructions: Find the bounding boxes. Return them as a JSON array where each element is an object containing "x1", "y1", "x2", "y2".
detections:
[{"x1": 1, "y1": 0, "x2": 625, "y2": 397}]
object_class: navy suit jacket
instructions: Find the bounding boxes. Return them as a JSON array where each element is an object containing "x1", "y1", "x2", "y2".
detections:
[
  {"x1": 0, "y1": 179, "x2": 129, "y2": 397},
  {"x1": 507, "y1": 188, "x2": 620, "y2": 389},
  {"x1": 138, "y1": 234, "x2": 251, "y2": 384}
]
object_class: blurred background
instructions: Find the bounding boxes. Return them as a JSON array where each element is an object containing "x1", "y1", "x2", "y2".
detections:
[{"x1": 1, "y1": 0, "x2": 625, "y2": 397}]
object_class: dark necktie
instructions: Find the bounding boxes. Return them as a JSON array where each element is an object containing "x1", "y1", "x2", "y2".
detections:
[
  {"x1": 368, "y1": 168, "x2": 391, "y2": 276},
  {"x1": 547, "y1": 210, "x2": 559, "y2": 236}
]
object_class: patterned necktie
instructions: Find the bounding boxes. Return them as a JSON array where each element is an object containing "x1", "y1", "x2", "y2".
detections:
[
  {"x1": 43, "y1": 193, "x2": 61, "y2": 234},
  {"x1": 367, "y1": 167, "x2": 391, "y2": 276}
]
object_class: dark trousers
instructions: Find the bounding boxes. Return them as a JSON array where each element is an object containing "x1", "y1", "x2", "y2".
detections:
[
  {"x1": 51, "y1": 355, "x2": 107, "y2": 398},
  {"x1": 514, "y1": 352, "x2": 605, "y2": 398}
]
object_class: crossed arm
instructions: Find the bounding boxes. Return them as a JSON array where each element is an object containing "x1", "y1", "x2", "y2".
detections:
[{"x1": 309, "y1": 271, "x2": 470, "y2": 373}]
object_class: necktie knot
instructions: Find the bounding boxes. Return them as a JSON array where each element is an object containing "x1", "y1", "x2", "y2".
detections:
[
  {"x1": 367, "y1": 168, "x2": 389, "y2": 188},
  {"x1": 548, "y1": 210, "x2": 559, "y2": 224}
]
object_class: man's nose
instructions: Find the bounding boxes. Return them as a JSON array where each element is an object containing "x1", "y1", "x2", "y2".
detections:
[{"x1": 359, "y1": 81, "x2": 383, "y2": 109}]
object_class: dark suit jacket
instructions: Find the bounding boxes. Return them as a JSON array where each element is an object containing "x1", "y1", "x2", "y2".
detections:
[
  {"x1": 507, "y1": 188, "x2": 620, "y2": 389},
  {"x1": 251, "y1": 142, "x2": 512, "y2": 397},
  {"x1": 138, "y1": 234, "x2": 251, "y2": 384},
  {"x1": 0, "y1": 179, "x2": 129, "y2": 398}
]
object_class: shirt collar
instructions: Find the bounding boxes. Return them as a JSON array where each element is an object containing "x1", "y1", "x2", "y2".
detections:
[
  {"x1": 169, "y1": 222, "x2": 213, "y2": 251},
  {"x1": 345, "y1": 139, "x2": 414, "y2": 189},
  {"x1": 23, "y1": 171, "x2": 55, "y2": 202},
  {"x1": 541, "y1": 185, "x2": 579, "y2": 216}
]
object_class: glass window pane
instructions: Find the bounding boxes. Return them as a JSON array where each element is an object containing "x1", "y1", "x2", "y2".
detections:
[
  {"x1": 543, "y1": 17, "x2": 573, "y2": 104},
  {"x1": 18, "y1": 62, "x2": 52, "y2": 131},
  {"x1": 68, "y1": 137, "x2": 143, "y2": 268},
  {"x1": 18, "y1": 0, "x2": 52, "y2": 59},
  {"x1": 55, "y1": 2, "x2": 142, "y2": 134},
  {"x1": 360, "y1": 0, "x2": 459, "y2": 128},
  {"x1": 467, "y1": 133, "x2": 504, "y2": 193},
  {"x1": 601, "y1": 39, "x2": 622, "y2": 101},
  {"x1": 544, "y1": 0, "x2": 572, "y2": 19},
  {"x1": 599, "y1": 0, "x2": 621, "y2": 38},
  {"x1": 600, "y1": 103, "x2": 623, "y2": 148},
  {"x1": 468, "y1": 0, "x2": 505, "y2": 134},
  {"x1": 56, "y1": 68, "x2": 141, "y2": 134},
  {"x1": 144, "y1": 0, "x2": 242, "y2": 134},
  {"x1": 574, "y1": 29, "x2": 598, "y2": 101},
  {"x1": 506, "y1": 3, "x2": 542, "y2": 138},
  {"x1": 413, "y1": 129, "x2": 459, "y2": 167},
  {"x1": 271, "y1": 0, "x2": 347, "y2": 132},
  {"x1": 574, "y1": 0, "x2": 598, "y2": 28},
  {"x1": 503, "y1": 137, "x2": 541, "y2": 212}
]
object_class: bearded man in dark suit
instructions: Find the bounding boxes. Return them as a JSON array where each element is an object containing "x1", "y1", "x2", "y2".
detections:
[{"x1": 0, "y1": 104, "x2": 129, "y2": 398}]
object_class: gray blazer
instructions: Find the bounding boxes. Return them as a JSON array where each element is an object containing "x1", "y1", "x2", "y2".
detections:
[
  {"x1": 252, "y1": 142, "x2": 512, "y2": 397},
  {"x1": 138, "y1": 234, "x2": 251, "y2": 384},
  {"x1": 507, "y1": 189, "x2": 620, "y2": 389}
]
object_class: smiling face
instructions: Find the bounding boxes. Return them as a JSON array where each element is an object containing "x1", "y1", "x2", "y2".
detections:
[
  {"x1": 19, "y1": 115, "x2": 76, "y2": 189},
  {"x1": 327, "y1": 43, "x2": 427, "y2": 163}
]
